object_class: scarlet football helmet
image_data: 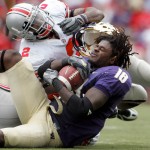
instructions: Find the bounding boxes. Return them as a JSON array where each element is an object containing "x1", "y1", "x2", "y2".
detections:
[
  {"x1": 6, "y1": 3, "x2": 55, "y2": 41},
  {"x1": 72, "y1": 22, "x2": 118, "y2": 57}
]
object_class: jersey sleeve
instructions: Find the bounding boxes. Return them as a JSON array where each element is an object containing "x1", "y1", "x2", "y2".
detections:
[{"x1": 94, "y1": 67, "x2": 131, "y2": 98}]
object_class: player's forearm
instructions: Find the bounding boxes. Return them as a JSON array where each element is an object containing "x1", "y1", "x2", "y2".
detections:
[
  {"x1": 73, "y1": 7, "x2": 104, "y2": 23},
  {"x1": 50, "y1": 59, "x2": 67, "y2": 71},
  {"x1": 52, "y1": 78, "x2": 93, "y2": 117}
]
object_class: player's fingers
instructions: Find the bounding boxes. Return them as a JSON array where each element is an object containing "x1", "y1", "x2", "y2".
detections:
[
  {"x1": 64, "y1": 28, "x2": 80, "y2": 35},
  {"x1": 58, "y1": 20, "x2": 67, "y2": 28},
  {"x1": 58, "y1": 19, "x2": 71, "y2": 28},
  {"x1": 63, "y1": 26, "x2": 79, "y2": 35},
  {"x1": 76, "y1": 67, "x2": 86, "y2": 80}
]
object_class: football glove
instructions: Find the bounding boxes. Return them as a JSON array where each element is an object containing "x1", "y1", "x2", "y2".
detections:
[
  {"x1": 58, "y1": 14, "x2": 88, "y2": 36},
  {"x1": 37, "y1": 59, "x2": 55, "y2": 79},
  {"x1": 43, "y1": 69, "x2": 58, "y2": 85},
  {"x1": 62, "y1": 56, "x2": 91, "y2": 80}
]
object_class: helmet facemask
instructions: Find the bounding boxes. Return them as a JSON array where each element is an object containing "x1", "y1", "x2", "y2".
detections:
[{"x1": 23, "y1": 6, "x2": 55, "y2": 40}]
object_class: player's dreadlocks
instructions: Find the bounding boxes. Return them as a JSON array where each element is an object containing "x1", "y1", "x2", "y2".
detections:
[{"x1": 96, "y1": 27, "x2": 135, "y2": 69}]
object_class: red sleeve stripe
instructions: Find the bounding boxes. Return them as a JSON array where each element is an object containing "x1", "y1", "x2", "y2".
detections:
[{"x1": 66, "y1": 38, "x2": 74, "y2": 56}]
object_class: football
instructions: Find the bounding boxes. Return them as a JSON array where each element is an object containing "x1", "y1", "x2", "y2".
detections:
[{"x1": 58, "y1": 65, "x2": 84, "y2": 91}]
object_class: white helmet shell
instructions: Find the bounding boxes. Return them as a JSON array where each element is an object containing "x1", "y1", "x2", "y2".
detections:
[{"x1": 6, "y1": 3, "x2": 55, "y2": 41}]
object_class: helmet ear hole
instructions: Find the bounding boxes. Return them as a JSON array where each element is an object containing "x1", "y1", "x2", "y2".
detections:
[{"x1": 22, "y1": 21, "x2": 29, "y2": 29}]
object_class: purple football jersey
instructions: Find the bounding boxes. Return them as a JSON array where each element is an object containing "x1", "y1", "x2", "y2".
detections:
[{"x1": 49, "y1": 66, "x2": 132, "y2": 147}]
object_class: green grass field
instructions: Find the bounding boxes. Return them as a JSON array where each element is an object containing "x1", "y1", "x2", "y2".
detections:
[
  {"x1": 97, "y1": 104, "x2": 150, "y2": 150},
  {"x1": 3, "y1": 104, "x2": 150, "y2": 150}
]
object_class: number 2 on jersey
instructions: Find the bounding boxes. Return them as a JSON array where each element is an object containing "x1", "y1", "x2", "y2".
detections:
[
  {"x1": 21, "y1": 47, "x2": 30, "y2": 57},
  {"x1": 114, "y1": 68, "x2": 128, "y2": 83}
]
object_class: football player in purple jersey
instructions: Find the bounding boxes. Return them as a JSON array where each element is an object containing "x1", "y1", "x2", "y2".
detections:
[
  {"x1": 71, "y1": 22, "x2": 147, "y2": 122},
  {"x1": 0, "y1": 23, "x2": 133, "y2": 148}
]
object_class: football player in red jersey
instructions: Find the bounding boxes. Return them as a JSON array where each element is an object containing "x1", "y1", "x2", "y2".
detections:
[{"x1": 0, "y1": 0, "x2": 104, "y2": 128}]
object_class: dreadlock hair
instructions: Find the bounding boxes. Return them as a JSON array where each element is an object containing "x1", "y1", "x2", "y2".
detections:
[{"x1": 96, "y1": 27, "x2": 135, "y2": 69}]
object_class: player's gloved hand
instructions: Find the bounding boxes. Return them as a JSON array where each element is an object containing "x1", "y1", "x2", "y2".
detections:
[
  {"x1": 58, "y1": 14, "x2": 88, "y2": 36},
  {"x1": 43, "y1": 69, "x2": 58, "y2": 85},
  {"x1": 37, "y1": 59, "x2": 55, "y2": 80},
  {"x1": 62, "y1": 56, "x2": 91, "y2": 80}
]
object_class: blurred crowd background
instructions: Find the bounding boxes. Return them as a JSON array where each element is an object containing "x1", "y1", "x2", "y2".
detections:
[{"x1": 0, "y1": 0, "x2": 150, "y2": 101}]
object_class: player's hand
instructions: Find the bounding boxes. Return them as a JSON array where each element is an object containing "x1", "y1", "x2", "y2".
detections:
[
  {"x1": 62, "y1": 56, "x2": 91, "y2": 80},
  {"x1": 43, "y1": 69, "x2": 58, "y2": 85},
  {"x1": 58, "y1": 14, "x2": 88, "y2": 36}
]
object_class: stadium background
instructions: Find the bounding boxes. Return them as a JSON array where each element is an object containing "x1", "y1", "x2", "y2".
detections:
[{"x1": 0, "y1": 0, "x2": 150, "y2": 103}]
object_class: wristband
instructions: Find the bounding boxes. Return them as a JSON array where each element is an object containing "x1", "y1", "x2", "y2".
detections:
[{"x1": 80, "y1": 14, "x2": 88, "y2": 24}]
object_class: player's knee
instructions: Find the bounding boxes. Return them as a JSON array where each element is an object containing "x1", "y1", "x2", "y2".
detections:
[
  {"x1": 125, "y1": 84, "x2": 148, "y2": 101},
  {"x1": 118, "y1": 84, "x2": 147, "y2": 110},
  {"x1": 0, "y1": 49, "x2": 22, "y2": 72}
]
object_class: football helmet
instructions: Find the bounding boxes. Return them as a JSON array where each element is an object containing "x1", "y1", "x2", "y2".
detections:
[
  {"x1": 6, "y1": 3, "x2": 55, "y2": 41},
  {"x1": 72, "y1": 22, "x2": 118, "y2": 57}
]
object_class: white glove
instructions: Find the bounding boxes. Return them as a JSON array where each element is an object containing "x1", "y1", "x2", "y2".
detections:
[{"x1": 43, "y1": 69, "x2": 58, "y2": 85}]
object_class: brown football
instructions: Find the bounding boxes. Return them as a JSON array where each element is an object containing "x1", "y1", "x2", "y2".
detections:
[{"x1": 58, "y1": 65, "x2": 84, "y2": 91}]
